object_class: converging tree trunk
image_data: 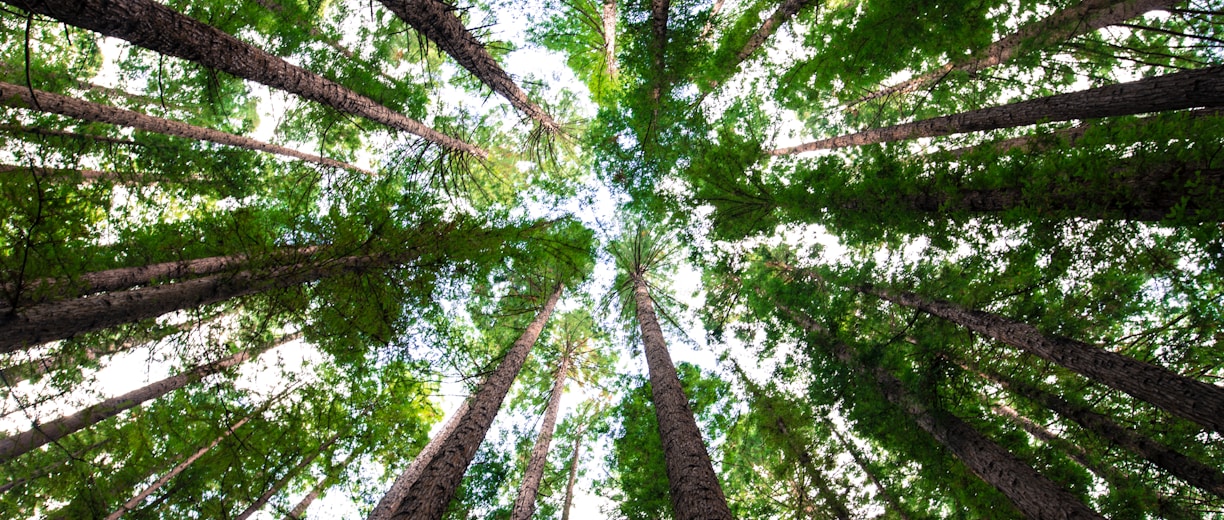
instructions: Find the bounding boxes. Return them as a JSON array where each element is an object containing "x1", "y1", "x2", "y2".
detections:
[
  {"x1": 285, "y1": 447, "x2": 363, "y2": 520},
  {"x1": 770, "y1": 65, "x2": 1224, "y2": 154},
  {"x1": 603, "y1": 0, "x2": 618, "y2": 79},
  {"x1": 631, "y1": 273, "x2": 733, "y2": 520},
  {"x1": 234, "y1": 432, "x2": 343, "y2": 520},
  {"x1": 559, "y1": 421, "x2": 587, "y2": 520},
  {"x1": 509, "y1": 342, "x2": 576, "y2": 520},
  {"x1": 386, "y1": 284, "x2": 563, "y2": 520},
  {"x1": 367, "y1": 401, "x2": 470, "y2": 520},
  {"x1": 5, "y1": 0, "x2": 485, "y2": 157},
  {"x1": 0, "y1": 81, "x2": 367, "y2": 173},
  {"x1": 723, "y1": 0, "x2": 816, "y2": 81},
  {"x1": 377, "y1": 0, "x2": 560, "y2": 133},
  {"x1": 825, "y1": 419, "x2": 912, "y2": 520}
]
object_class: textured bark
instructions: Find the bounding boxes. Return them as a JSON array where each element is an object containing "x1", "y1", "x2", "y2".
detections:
[
  {"x1": 855, "y1": 282, "x2": 1224, "y2": 434},
  {"x1": 388, "y1": 285, "x2": 562, "y2": 520},
  {"x1": 603, "y1": 0, "x2": 618, "y2": 79},
  {"x1": 826, "y1": 419, "x2": 912, "y2": 520},
  {"x1": 649, "y1": 0, "x2": 670, "y2": 107},
  {"x1": 5, "y1": 0, "x2": 485, "y2": 157},
  {"x1": 235, "y1": 432, "x2": 342, "y2": 520},
  {"x1": 733, "y1": 0, "x2": 817, "y2": 65},
  {"x1": 285, "y1": 447, "x2": 362, "y2": 519},
  {"x1": 770, "y1": 65, "x2": 1224, "y2": 154},
  {"x1": 509, "y1": 345, "x2": 574, "y2": 520},
  {"x1": 378, "y1": 0, "x2": 559, "y2": 133},
  {"x1": 559, "y1": 423, "x2": 585, "y2": 520},
  {"x1": 973, "y1": 363, "x2": 1224, "y2": 498},
  {"x1": 106, "y1": 414, "x2": 255, "y2": 520},
  {"x1": 367, "y1": 401, "x2": 470, "y2": 520},
  {"x1": 632, "y1": 273, "x2": 733, "y2": 520},
  {"x1": 0, "y1": 334, "x2": 294, "y2": 463},
  {"x1": 850, "y1": 0, "x2": 1178, "y2": 106},
  {"x1": 778, "y1": 305, "x2": 1106, "y2": 520},
  {"x1": 0, "y1": 81, "x2": 368, "y2": 172}
]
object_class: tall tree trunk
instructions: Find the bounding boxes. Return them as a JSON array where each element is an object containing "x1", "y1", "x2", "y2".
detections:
[
  {"x1": 0, "y1": 333, "x2": 296, "y2": 464},
  {"x1": 967, "y1": 360, "x2": 1224, "y2": 498},
  {"x1": 235, "y1": 432, "x2": 343, "y2": 520},
  {"x1": 698, "y1": 0, "x2": 726, "y2": 41},
  {"x1": 386, "y1": 284, "x2": 563, "y2": 520},
  {"x1": 559, "y1": 421, "x2": 586, "y2": 520},
  {"x1": 509, "y1": 343, "x2": 575, "y2": 520},
  {"x1": 367, "y1": 401, "x2": 470, "y2": 520},
  {"x1": 777, "y1": 304, "x2": 1106, "y2": 520},
  {"x1": 845, "y1": 278, "x2": 1224, "y2": 434},
  {"x1": 5, "y1": 0, "x2": 485, "y2": 158},
  {"x1": 0, "y1": 124, "x2": 144, "y2": 147},
  {"x1": 603, "y1": 0, "x2": 618, "y2": 79},
  {"x1": 0, "y1": 81, "x2": 368, "y2": 173},
  {"x1": 285, "y1": 446, "x2": 362, "y2": 519},
  {"x1": 825, "y1": 419, "x2": 912, "y2": 520},
  {"x1": 0, "y1": 164, "x2": 112, "y2": 181},
  {"x1": 849, "y1": 0, "x2": 1178, "y2": 106},
  {"x1": 769, "y1": 65, "x2": 1224, "y2": 154},
  {"x1": 731, "y1": 0, "x2": 816, "y2": 68},
  {"x1": 377, "y1": 0, "x2": 560, "y2": 133},
  {"x1": 631, "y1": 273, "x2": 733, "y2": 520}
]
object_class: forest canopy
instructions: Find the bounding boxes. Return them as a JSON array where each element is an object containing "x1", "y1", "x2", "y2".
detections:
[{"x1": 1, "y1": 0, "x2": 1222, "y2": 518}]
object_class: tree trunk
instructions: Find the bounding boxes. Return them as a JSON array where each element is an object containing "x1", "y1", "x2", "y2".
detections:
[
  {"x1": 603, "y1": 0, "x2": 618, "y2": 79},
  {"x1": 285, "y1": 447, "x2": 362, "y2": 519},
  {"x1": 367, "y1": 401, "x2": 470, "y2": 520},
  {"x1": 559, "y1": 422, "x2": 585, "y2": 520},
  {"x1": 698, "y1": 0, "x2": 726, "y2": 41},
  {"x1": 377, "y1": 0, "x2": 560, "y2": 133},
  {"x1": 849, "y1": 0, "x2": 1178, "y2": 106},
  {"x1": 0, "y1": 164, "x2": 112, "y2": 181},
  {"x1": 0, "y1": 439, "x2": 108, "y2": 494},
  {"x1": 850, "y1": 280, "x2": 1224, "y2": 434},
  {"x1": 5, "y1": 0, "x2": 485, "y2": 158},
  {"x1": 770, "y1": 65, "x2": 1224, "y2": 154},
  {"x1": 0, "y1": 80, "x2": 368, "y2": 173},
  {"x1": 386, "y1": 284, "x2": 563, "y2": 520},
  {"x1": 825, "y1": 419, "x2": 912, "y2": 520},
  {"x1": 632, "y1": 273, "x2": 733, "y2": 520},
  {"x1": 0, "y1": 333, "x2": 296, "y2": 463},
  {"x1": 234, "y1": 432, "x2": 342, "y2": 520},
  {"x1": 732, "y1": 0, "x2": 816, "y2": 65},
  {"x1": 778, "y1": 304, "x2": 1106, "y2": 520},
  {"x1": 509, "y1": 343, "x2": 574, "y2": 520},
  {"x1": 969, "y1": 361, "x2": 1224, "y2": 498}
]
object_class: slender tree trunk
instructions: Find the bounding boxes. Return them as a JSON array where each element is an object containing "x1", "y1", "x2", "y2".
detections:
[
  {"x1": 0, "y1": 124, "x2": 144, "y2": 147},
  {"x1": 377, "y1": 0, "x2": 560, "y2": 133},
  {"x1": 0, "y1": 439, "x2": 108, "y2": 494},
  {"x1": 0, "y1": 81, "x2": 368, "y2": 173},
  {"x1": 367, "y1": 401, "x2": 470, "y2": 520},
  {"x1": 825, "y1": 419, "x2": 911, "y2": 520},
  {"x1": 732, "y1": 0, "x2": 816, "y2": 66},
  {"x1": 968, "y1": 361, "x2": 1224, "y2": 498},
  {"x1": 509, "y1": 344, "x2": 575, "y2": 520},
  {"x1": 5, "y1": 0, "x2": 485, "y2": 158},
  {"x1": 387, "y1": 284, "x2": 563, "y2": 520},
  {"x1": 777, "y1": 304, "x2": 1106, "y2": 520},
  {"x1": 699, "y1": 0, "x2": 726, "y2": 41},
  {"x1": 989, "y1": 402, "x2": 1123, "y2": 483},
  {"x1": 770, "y1": 65, "x2": 1224, "y2": 154},
  {"x1": 235, "y1": 432, "x2": 342, "y2": 520},
  {"x1": 849, "y1": 0, "x2": 1178, "y2": 106},
  {"x1": 632, "y1": 273, "x2": 733, "y2": 520},
  {"x1": 0, "y1": 164, "x2": 112, "y2": 181},
  {"x1": 559, "y1": 422, "x2": 586, "y2": 520},
  {"x1": 603, "y1": 0, "x2": 618, "y2": 79},
  {"x1": 285, "y1": 447, "x2": 362, "y2": 519},
  {"x1": 847, "y1": 279, "x2": 1224, "y2": 434},
  {"x1": 0, "y1": 333, "x2": 296, "y2": 464}
]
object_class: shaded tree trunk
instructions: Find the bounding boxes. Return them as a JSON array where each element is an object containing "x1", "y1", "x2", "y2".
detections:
[
  {"x1": 235, "y1": 432, "x2": 343, "y2": 520},
  {"x1": 5, "y1": 0, "x2": 485, "y2": 158},
  {"x1": 559, "y1": 421, "x2": 586, "y2": 520},
  {"x1": 769, "y1": 65, "x2": 1224, "y2": 154},
  {"x1": 509, "y1": 342, "x2": 575, "y2": 520},
  {"x1": 849, "y1": 0, "x2": 1178, "y2": 106},
  {"x1": 698, "y1": 0, "x2": 726, "y2": 41},
  {"x1": 632, "y1": 273, "x2": 733, "y2": 520},
  {"x1": 377, "y1": 0, "x2": 560, "y2": 133},
  {"x1": 825, "y1": 419, "x2": 912, "y2": 520},
  {"x1": 0, "y1": 164, "x2": 111, "y2": 181},
  {"x1": 731, "y1": 0, "x2": 816, "y2": 67},
  {"x1": 0, "y1": 81, "x2": 368, "y2": 173},
  {"x1": 367, "y1": 401, "x2": 470, "y2": 520},
  {"x1": 0, "y1": 333, "x2": 296, "y2": 463},
  {"x1": 285, "y1": 447, "x2": 362, "y2": 519},
  {"x1": 777, "y1": 304, "x2": 1106, "y2": 520},
  {"x1": 386, "y1": 284, "x2": 563, "y2": 520},
  {"x1": 603, "y1": 0, "x2": 618, "y2": 79},
  {"x1": 0, "y1": 124, "x2": 144, "y2": 147}
]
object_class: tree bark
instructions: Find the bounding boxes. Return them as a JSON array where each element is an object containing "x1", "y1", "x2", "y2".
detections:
[
  {"x1": 698, "y1": 0, "x2": 726, "y2": 41},
  {"x1": 4, "y1": 0, "x2": 485, "y2": 158},
  {"x1": 367, "y1": 401, "x2": 470, "y2": 520},
  {"x1": 825, "y1": 419, "x2": 912, "y2": 520},
  {"x1": 851, "y1": 281, "x2": 1224, "y2": 434},
  {"x1": 509, "y1": 342, "x2": 575, "y2": 520},
  {"x1": 387, "y1": 284, "x2": 563, "y2": 520},
  {"x1": 0, "y1": 81, "x2": 368, "y2": 173},
  {"x1": 849, "y1": 0, "x2": 1179, "y2": 106},
  {"x1": 377, "y1": 0, "x2": 560, "y2": 133},
  {"x1": 0, "y1": 163, "x2": 112, "y2": 181},
  {"x1": 234, "y1": 432, "x2": 342, "y2": 520},
  {"x1": 632, "y1": 273, "x2": 733, "y2": 520},
  {"x1": 285, "y1": 446, "x2": 362, "y2": 519},
  {"x1": 777, "y1": 304, "x2": 1106, "y2": 520},
  {"x1": 970, "y1": 361, "x2": 1224, "y2": 498},
  {"x1": 0, "y1": 333, "x2": 296, "y2": 464},
  {"x1": 559, "y1": 422, "x2": 585, "y2": 520},
  {"x1": 733, "y1": 0, "x2": 816, "y2": 65},
  {"x1": 770, "y1": 65, "x2": 1224, "y2": 154},
  {"x1": 603, "y1": 0, "x2": 618, "y2": 79}
]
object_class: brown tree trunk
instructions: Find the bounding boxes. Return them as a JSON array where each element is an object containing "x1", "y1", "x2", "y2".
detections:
[
  {"x1": 825, "y1": 419, "x2": 911, "y2": 520},
  {"x1": 285, "y1": 446, "x2": 362, "y2": 519},
  {"x1": 387, "y1": 285, "x2": 563, "y2": 520},
  {"x1": 778, "y1": 305, "x2": 1106, "y2": 520},
  {"x1": 850, "y1": 280, "x2": 1224, "y2": 434},
  {"x1": 732, "y1": 0, "x2": 816, "y2": 65},
  {"x1": 698, "y1": 0, "x2": 726, "y2": 41},
  {"x1": 632, "y1": 273, "x2": 733, "y2": 520},
  {"x1": 235, "y1": 432, "x2": 342, "y2": 520},
  {"x1": 0, "y1": 81, "x2": 368, "y2": 173},
  {"x1": 770, "y1": 65, "x2": 1224, "y2": 154},
  {"x1": 849, "y1": 0, "x2": 1178, "y2": 106},
  {"x1": 377, "y1": 0, "x2": 560, "y2": 133},
  {"x1": 0, "y1": 164, "x2": 112, "y2": 181},
  {"x1": 509, "y1": 343, "x2": 574, "y2": 520},
  {"x1": 367, "y1": 401, "x2": 470, "y2": 520},
  {"x1": 559, "y1": 422, "x2": 585, "y2": 520},
  {"x1": 0, "y1": 333, "x2": 295, "y2": 464},
  {"x1": 5, "y1": 0, "x2": 485, "y2": 158},
  {"x1": 603, "y1": 0, "x2": 618, "y2": 79},
  {"x1": 969, "y1": 361, "x2": 1224, "y2": 498}
]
